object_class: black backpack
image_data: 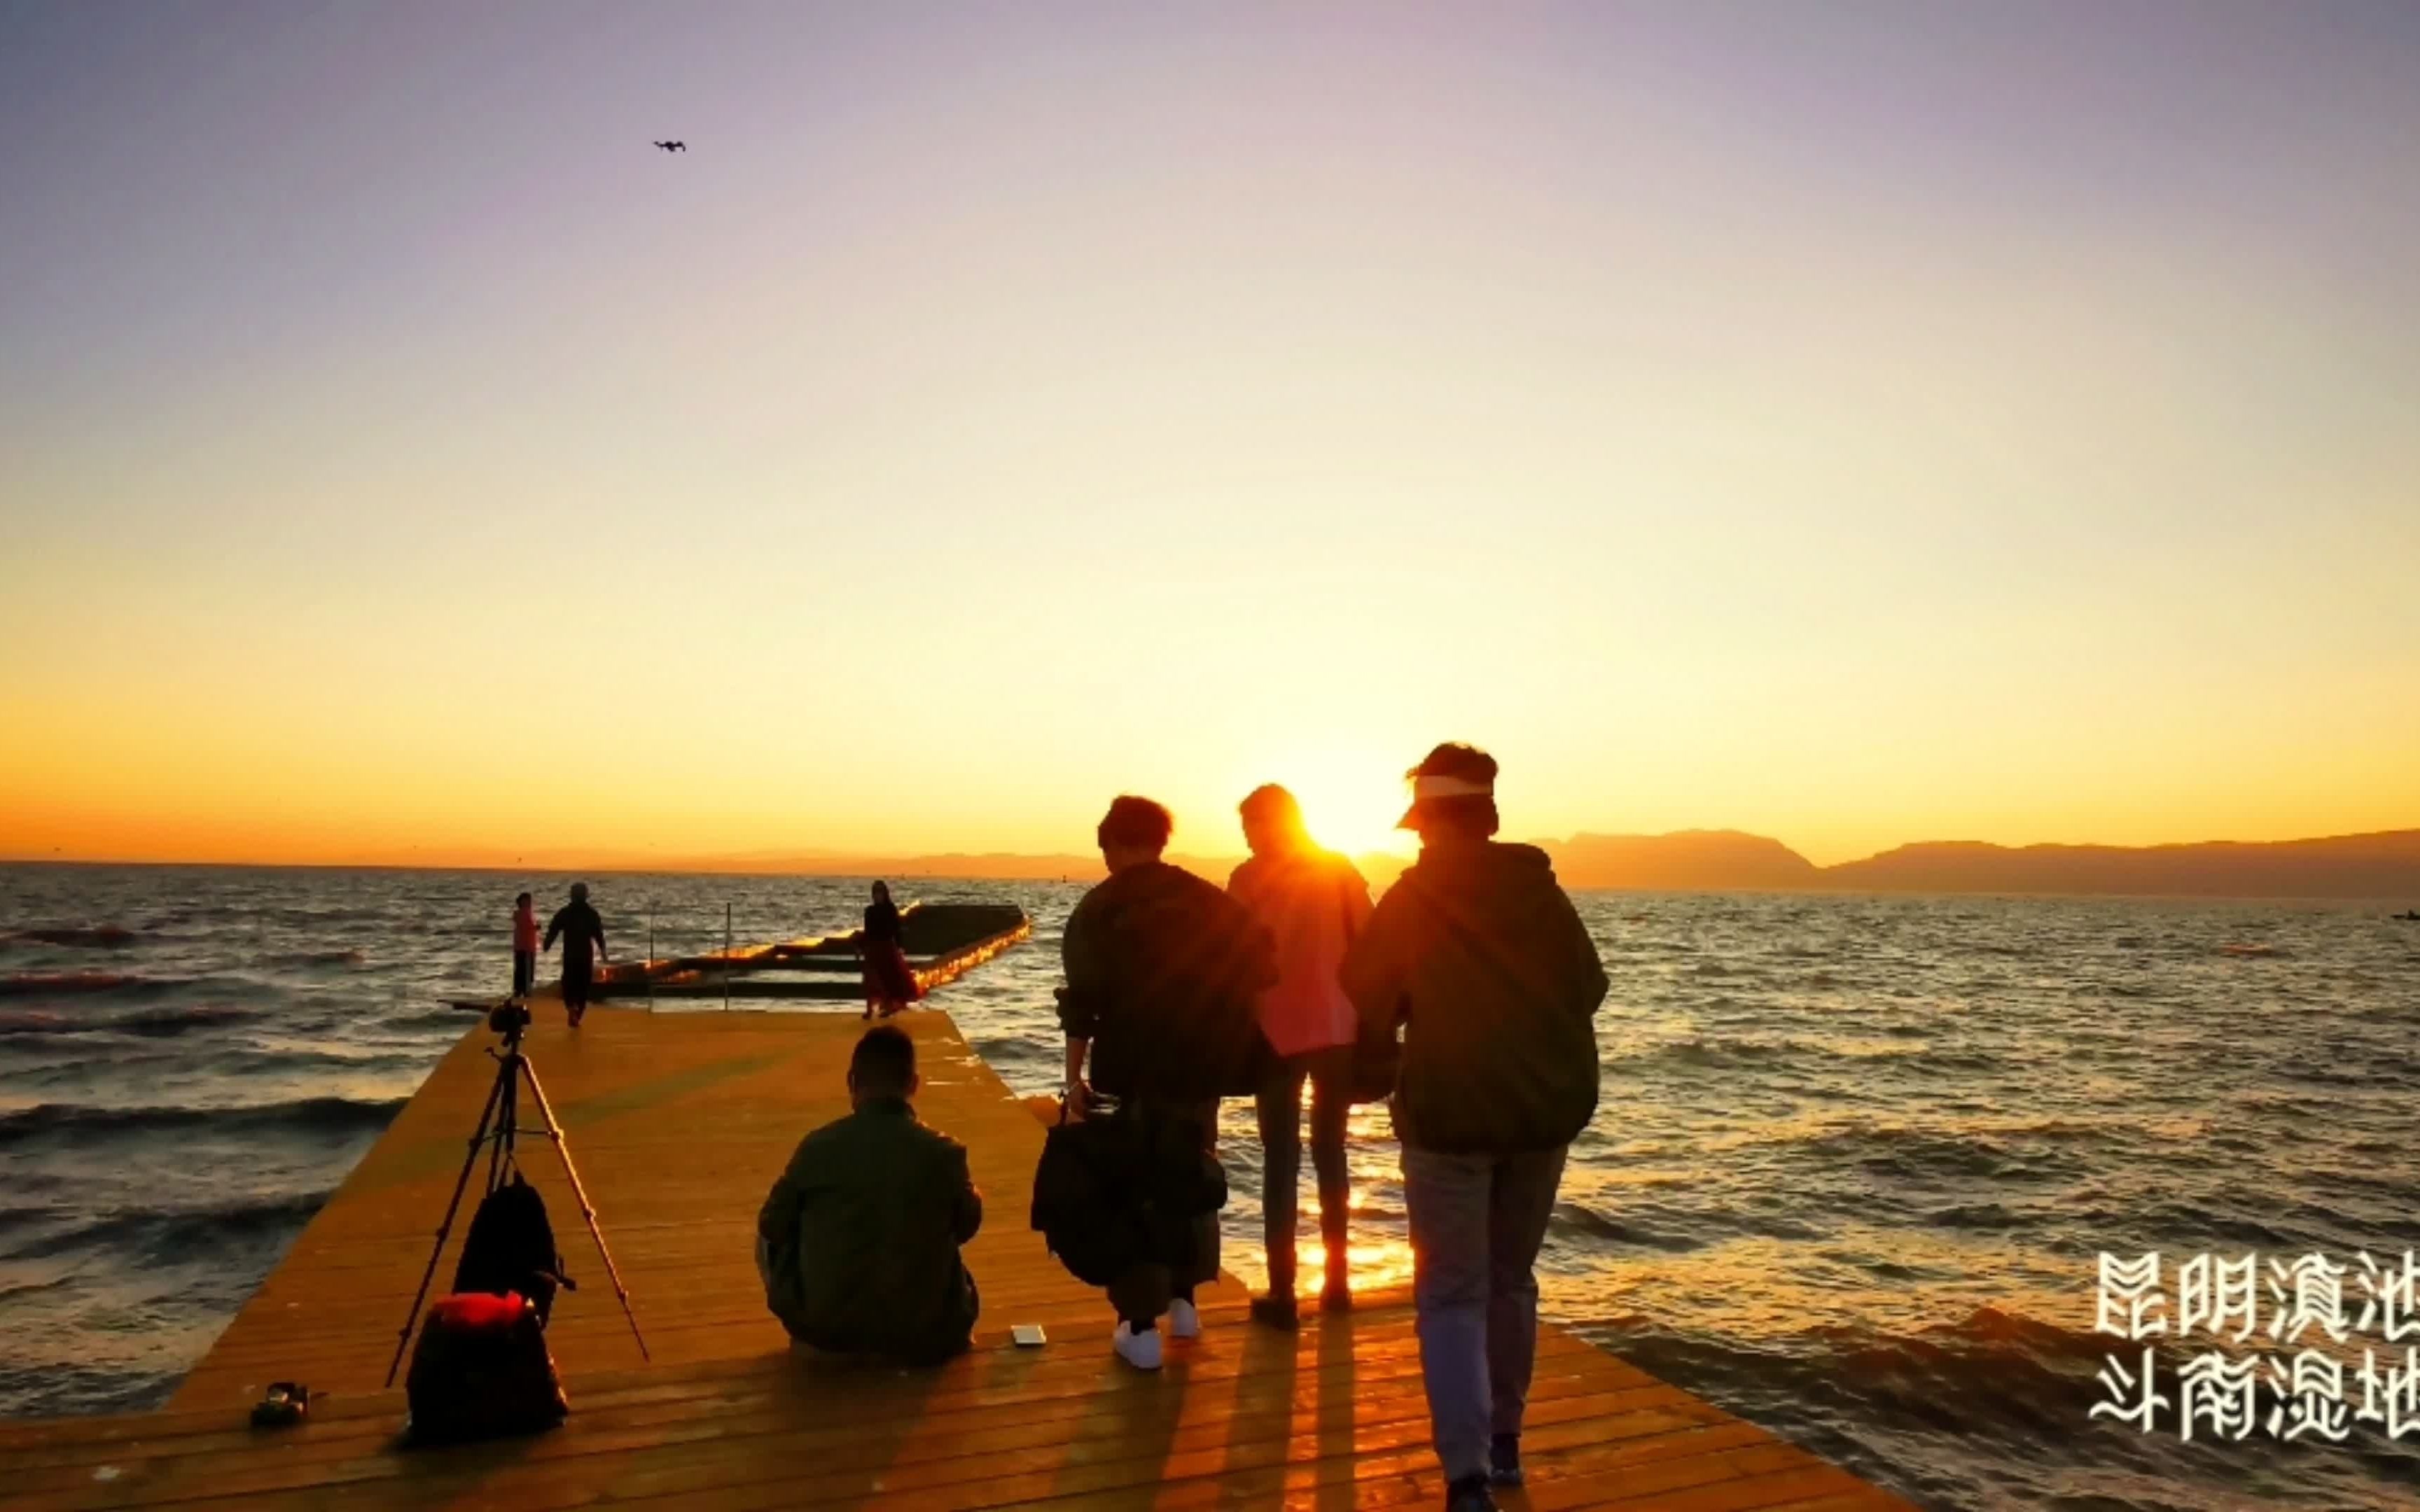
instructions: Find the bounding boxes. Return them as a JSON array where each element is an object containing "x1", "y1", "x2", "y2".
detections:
[
  {"x1": 1030, "y1": 1105, "x2": 1227, "y2": 1287},
  {"x1": 452, "y1": 1172, "x2": 570, "y2": 1325}
]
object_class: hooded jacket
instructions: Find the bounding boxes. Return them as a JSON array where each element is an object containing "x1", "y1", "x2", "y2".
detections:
[
  {"x1": 1339, "y1": 841, "x2": 1608, "y2": 1155},
  {"x1": 1057, "y1": 860, "x2": 1277, "y2": 1102}
]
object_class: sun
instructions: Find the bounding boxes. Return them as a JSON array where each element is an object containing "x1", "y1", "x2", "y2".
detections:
[{"x1": 1246, "y1": 752, "x2": 1417, "y2": 860}]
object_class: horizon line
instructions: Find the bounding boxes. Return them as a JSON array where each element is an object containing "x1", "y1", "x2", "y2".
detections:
[{"x1": 5, "y1": 821, "x2": 2417, "y2": 877}]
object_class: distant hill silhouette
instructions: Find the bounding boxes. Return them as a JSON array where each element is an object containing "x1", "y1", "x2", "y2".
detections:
[
  {"x1": 1543, "y1": 830, "x2": 1822, "y2": 891},
  {"x1": 667, "y1": 828, "x2": 2420, "y2": 899},
  {"x1": 196, "y1": 828, "x2": 2418, "y2": 902},
  {"x1": 1815, "y1": 830, "x2": 2420, "y2": 899}
]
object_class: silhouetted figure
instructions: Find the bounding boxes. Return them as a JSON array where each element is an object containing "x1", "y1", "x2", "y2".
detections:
[
  {"x1": 510, "y1": 891, "x2": 538, "y2": 1000},
  {"x1": 756, "y1": 1026, "x2": 982, "y2": 1364},
  {"x1": 1226, "y1": 784, "x2": 1371, "y2": 1329},
  {"x1": 1058, "y1": 795, "x2": 1275, "y2": 1370},
  {"x1": 652, "y1": 139, "x2": 687, "y2": 152},
  {"x1": 542, "y1": 882, "x2": 609, "y2": 1029},
  {"x1": 1341, "y1": 743, "x2": 1607, "y2": 1512},
  {"x1": 861, "y1": 880, "x2": 923, "y2": 1020}
]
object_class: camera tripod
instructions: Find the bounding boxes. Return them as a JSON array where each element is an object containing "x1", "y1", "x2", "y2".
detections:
[{"x1": 384, "y1": 1004, "x2": 648, "y2": 1387}]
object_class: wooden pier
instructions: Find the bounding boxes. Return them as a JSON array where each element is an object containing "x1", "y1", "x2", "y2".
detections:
[{"x1": 0, "y1": 995, "x2": 1912, "y2": 1507}]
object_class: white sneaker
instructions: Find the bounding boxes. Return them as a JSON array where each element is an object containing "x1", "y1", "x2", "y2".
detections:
[
  {"x1": 1113, "y1": 1322, "x2": 1162, "y2": 1371},
  {"x1": 1168, "y1": 1298, "x2": 1201, "y2": 1339}
]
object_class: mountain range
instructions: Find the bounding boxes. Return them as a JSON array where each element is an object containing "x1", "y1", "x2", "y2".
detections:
[{"x1": 585, "y1": 827, "x2": 2420, "y2": 900}]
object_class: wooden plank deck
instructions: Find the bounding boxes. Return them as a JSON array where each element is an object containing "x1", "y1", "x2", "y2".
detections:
[{"x1": 1, "y1": 1005, "x2": 1913, "y2": 1510}]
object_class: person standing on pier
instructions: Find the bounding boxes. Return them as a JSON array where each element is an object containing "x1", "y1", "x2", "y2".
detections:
[
  {"x1": 1341, "y1": 743, "x2": 1607, "y2": 1512},
  {"x1": 1225, "y1": 783, "x2": 1371, "y2": 1329},
  {"x1": 861, "y1": 880, "x2": 924, "y2": 1020},
  {"x1": 509, "y1": 891, "x2": 538, "y2": 1001},
  {"x1": 541, "y1": 881, "x2": 610, "y2": 1029},
  {"x1": 1057, "y1": 794, "x2": 1275, "y2": 1371}
]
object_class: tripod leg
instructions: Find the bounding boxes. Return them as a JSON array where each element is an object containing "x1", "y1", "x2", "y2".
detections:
[
  {"x1": 384, "y1": 1051, "x2": 512, "y2": 1388},
  {"x1": 515, "y1": 1056, "x2": 650, "y2": 1361},
  {"x1": 487, "y1": 1058, "x2": 520, "y2": 1191}
]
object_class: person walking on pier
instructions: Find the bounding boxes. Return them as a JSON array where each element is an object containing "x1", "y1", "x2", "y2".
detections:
[
  {"x1": 1225, "y1": 783, "x2": 1371, "y2": 1329},
  {"x1": 541, "y1": 881, "x2": 610, "y2": 1028},
  {"x1": 861, "y1": 880, "x2": 924, "y2": 1020},
  {"x1": 1341, "y1": 743, "x2": 1607, "y2": 1512},
  {"x1": 756, "y1": 1024, "x2": 983, "y2": 1364},
  {"x1": 1058, "y1": 794, "x2": 1275, "y2": 1370}
]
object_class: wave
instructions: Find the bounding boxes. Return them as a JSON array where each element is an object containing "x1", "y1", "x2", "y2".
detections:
[
  {"x1": 1567, "y1": 1307, "x2": 2181, "y2": 1512},
  {"x1": 1791, "y1": 1123, "x2": 2081, "y2": 1184},
  {"x1": 0, "y1": 1191, "x2": 328, "y2": 1266},
  {"x1": 0, "y1": 1095, "x2": 406, "y2": 1147},
  {"x1": 265, "y1": 948, "x2": 364, "y2": 968},
  {"x1": 120, "y1": 1004, "x2": 267, "y2": 1037},
  {"x1": 1553, "y1": 1201, "x2": 1706, "y2": 1252},
  {"x1": 4, "y1": 927, "x2": 145, "y2": 949},
  {"x1": 1625, "y1": 1035, "x2": 1793, "y2": 1070},
  {"x1": 0, "y1": 972, "x2": 143, "y2": 997},
  {"x1": 0, "y1": 1004, "x2": 265, "y2": 1040}
]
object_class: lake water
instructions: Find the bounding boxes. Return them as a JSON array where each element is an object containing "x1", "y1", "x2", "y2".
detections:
[{"x1": 4, "y1": 862, "x2": 2417, "y2": 1509}]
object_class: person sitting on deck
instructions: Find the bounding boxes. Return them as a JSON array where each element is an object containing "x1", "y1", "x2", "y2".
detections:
[
  {"x1": 755, "y1": 1024, "x2": 983, "y2": 1365},
  {"x1": 541, "y1": 881, "x2": 609, "y2": 1028},
  {"x1": 1057, "y1": 794, "x2": 1276, "y2": 1371},
  {"x1": 1340, "y1": 743, "x2": 1608, "y2": 1512}
]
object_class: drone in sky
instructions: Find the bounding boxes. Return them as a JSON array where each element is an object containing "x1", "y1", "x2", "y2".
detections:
[{"x1": 653, "y1": 140, "x2": 687, "y2": 153}]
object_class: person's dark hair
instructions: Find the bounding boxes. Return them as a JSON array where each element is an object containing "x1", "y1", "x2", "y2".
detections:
[
  {"x1": 850, "y1": 1023, "x2": 917, "y2": 1095},
  {"x1": 1239, "y1": 783, "x2": 1308, "y2": 848},
  {"x1": 1097, "y1": 794, "x2": 1174, "y2": 853},
  {"x1": 871, "y1": 880, "x2": 891, "y2": 903},
  {"x1": 570, "y1": 881, "x2": 589, "y2": 902},
  {"x1": 515, "y1": 891, "x2": 531, "y2": 907},
  {"x1": 1238, "y1": 783, "x2": 1300, "y2": 827},
  {"x1": 1405, "y1": 741, "x2": 1500, "y2": 838}
]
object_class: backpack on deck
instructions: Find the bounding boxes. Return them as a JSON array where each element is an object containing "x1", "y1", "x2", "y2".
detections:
[
  {"x1": 452, "y1": 1172, "x2": 570, "y2": 1326},
  {"x1": 403, "y1": 1291, "x2": 567, "y2": 1444}
]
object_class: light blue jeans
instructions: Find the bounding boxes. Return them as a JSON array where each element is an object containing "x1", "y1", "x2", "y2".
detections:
[{"x1": 1401, "y1": 1142, "x2": 1569, "y2": 1482}]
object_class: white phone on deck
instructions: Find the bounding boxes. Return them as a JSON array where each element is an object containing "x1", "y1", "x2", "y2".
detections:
[{"x1": 1010, "y1": 1323, "x2": 1047, "y2": 1348}]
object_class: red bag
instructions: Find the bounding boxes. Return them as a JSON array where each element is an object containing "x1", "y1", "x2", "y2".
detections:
[{"x1": 404, "y1": 1292, "x2": 567, "y2": 1444}]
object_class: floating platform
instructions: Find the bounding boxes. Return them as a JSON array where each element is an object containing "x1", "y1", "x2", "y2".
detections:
[
  {"x1": 1, "y1": 967, "x2": 1911, "y2": 1506},
  {"x1": 593, "y1": 902, "x2": 1031, "y2": 1002}
]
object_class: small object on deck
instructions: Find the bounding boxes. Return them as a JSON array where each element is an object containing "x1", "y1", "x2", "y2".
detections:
[
  {"x1": 1010, "y1": 1323, "x2": 1046, "y2": 1348},
  {"x1": 249, "y1": 1380, "x2": 309, "y2": 1427}
]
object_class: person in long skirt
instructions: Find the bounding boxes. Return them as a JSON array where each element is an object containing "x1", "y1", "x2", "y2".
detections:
[{"x1": 861, "y1": 880, "x2": 924, "y2": 1019}]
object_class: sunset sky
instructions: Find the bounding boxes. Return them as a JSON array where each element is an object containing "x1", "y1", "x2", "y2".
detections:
[{"x1": 4, "y1": 3, "x2": 2416, "y2": 869}]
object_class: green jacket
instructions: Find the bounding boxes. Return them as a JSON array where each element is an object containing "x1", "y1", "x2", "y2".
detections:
[
  {"x1": 1340, "y1": 840, "x2": 1608, "y2": 1155},
  {"x1": 755, "y1": 1097, "x2": 982, "y2": 1362}
]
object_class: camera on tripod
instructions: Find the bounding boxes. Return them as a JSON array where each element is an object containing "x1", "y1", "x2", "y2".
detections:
[
  {"x1": 391, "y1": 995, "x2": 647, "y2": 1395},
  {"x1": 450, "y1": 999, "x2": 532, "y2": 1038}
]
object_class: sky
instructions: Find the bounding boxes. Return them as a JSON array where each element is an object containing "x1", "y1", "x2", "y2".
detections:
[{"x1": 3, "y1": 1, "x2": 2416, "y2": 869}]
